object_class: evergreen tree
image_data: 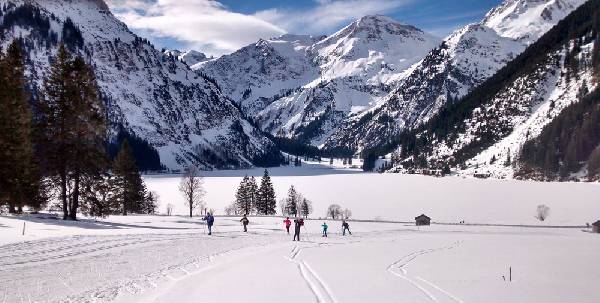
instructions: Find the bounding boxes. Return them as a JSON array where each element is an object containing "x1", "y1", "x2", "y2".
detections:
[
  {"x1": 504, "y1": 150, "x2": 512, "y2": 167},
  {"x1": 299, "y1": 198, "x2": 312, "y2": 218},
  {"x1": 80, "y1": 173, "x2": 116, "y2": 218},
  {"x1": 113, "y1": 140, "x2": 146, "y2": 215},
  {"x1": 144, "y1": 191, "x2": 159, "y2": 214},
  {"x1": 257, "y1": 169, "x2": 276, "y2": 215},
  {"x1": 38, "y1": 44, "x2": 106, "y2": 220},
  {"x1": 587, "y1": 145, "x2": 600, "y2": 181},
  {"x1": 235, "y1": 175, "x2": 253, "y2": 215},
  {"x1": 285, "y1": 185, "x2": 299, "y2": 217},
  {"x1": 0, "y1": 40, "x2": 44, "y2": 213},
  {"x1": 248, "y1": 176, "x2": 258, "y2": 214}
]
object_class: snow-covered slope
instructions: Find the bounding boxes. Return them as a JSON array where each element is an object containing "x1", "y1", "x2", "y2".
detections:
[
  {"x1": 198, "y1": 16, "x2": 440, "y2": 144},
  {"x1": 0, "y1": 0, "x2": 281, "y2": 170},
  {"x1": 164, "y1": 49, "x2": 211, "y2": 67},
  {"x1": 483, "y1": 0, "x2": 584, "y2": 44},
  {"x1": 380, "y1": 0, "x2": 598, "y2": 179},
  {"x1": 324, "y1": 0, "x2": 586, "y2": 152}
]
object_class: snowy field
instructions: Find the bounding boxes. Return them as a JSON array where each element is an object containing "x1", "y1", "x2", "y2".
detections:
[
  {"x1": 145, "y1": 160, "x2": 600, "y2": 226},
  {"x1": 0, "y1": 215, "x2": 599, "y2": 303},
  {"x1": 1, "y1": 162, "x2": 599, "y2": 302}
]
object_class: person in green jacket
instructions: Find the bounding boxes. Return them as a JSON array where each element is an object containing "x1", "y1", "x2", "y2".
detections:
[{"x1": 321, "y1": 222, "x2": 328, "y2": 237}]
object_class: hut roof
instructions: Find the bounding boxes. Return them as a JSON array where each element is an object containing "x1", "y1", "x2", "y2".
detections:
[
  {"x1": 592, "y1": 220, "x2": 600, "y2": 227},
  {"x1": 415, "y1": 214, "x2": 430, "y2": 220}
]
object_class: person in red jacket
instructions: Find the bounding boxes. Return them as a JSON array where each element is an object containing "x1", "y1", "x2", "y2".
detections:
[{"x1": 283, "y1": 217, "x2": 292, "y2": 234}]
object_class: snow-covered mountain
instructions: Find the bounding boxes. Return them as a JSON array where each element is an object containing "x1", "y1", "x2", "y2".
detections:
[
  {"x1": 198, "y1": 15, "x2": 440, "y2": 144},
  {"x1": 378, "y1": 0, "x2": 599, "y2": 179},
  {"x1": 0, "y1": 0, "x2": 281, "y2": 170},
  {"x1": 323, "y1": 0, "x2": 586, "y2": 152},
  {"x1": 164, "y1": 49, "x2": 212, "y2": 67}
]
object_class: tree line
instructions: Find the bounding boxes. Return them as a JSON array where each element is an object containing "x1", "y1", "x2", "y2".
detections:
[
  {"x1": 0, "y1": 41, "x2": 156, "y2": 219},
  {"x1": 226, "y1": 169, "x2": 278, "y2": 215},
  {"x1": 361, "y1": 0, "x2": 600, "y2": 173},
  {"x1": 518, "y1": 86, "x2": 600, "y2": 180}
]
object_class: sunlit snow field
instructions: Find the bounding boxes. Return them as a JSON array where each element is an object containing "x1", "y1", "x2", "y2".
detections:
[
  {"x1": 145, "y1": 159, "x2": 600, "y2": 226},
  {"x1": 1, "y1": 161, "x2": 599, "y2": 303}
]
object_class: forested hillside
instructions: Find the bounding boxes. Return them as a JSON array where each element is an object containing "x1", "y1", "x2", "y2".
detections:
[{"x1": 374, "y1": 0, "x2": 600, "y2": 181}]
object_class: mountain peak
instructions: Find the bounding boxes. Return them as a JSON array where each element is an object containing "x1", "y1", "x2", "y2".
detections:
[
  {"x1": 350, "y1": 14, "x2": 421, "y2": 35},
  {"x1": 482, "y1": 0, "x2": 586, "y2": 43}
]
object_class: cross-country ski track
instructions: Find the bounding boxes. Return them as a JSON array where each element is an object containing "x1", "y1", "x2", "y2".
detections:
[{"x1": 0, "y1": 215, "x2": 599, "y2": 303}]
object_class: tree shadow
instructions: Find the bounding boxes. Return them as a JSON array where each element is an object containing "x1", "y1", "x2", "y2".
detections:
[{"x1": 0, "y1": 215, "x2": 204, "y2": 230}]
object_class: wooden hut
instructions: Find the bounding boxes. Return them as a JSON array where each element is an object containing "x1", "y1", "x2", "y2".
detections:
[
  {"x1": 593, "y1": 221, "x2": 600, "y2": 233},
  {"x1": 415, "y1": 214, "x2": 431, "y2": 226}
]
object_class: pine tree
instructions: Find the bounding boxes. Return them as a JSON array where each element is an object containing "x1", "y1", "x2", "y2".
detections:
[
  {"x1": 0, "y1": 40, "x2": 44, "y2": 213},
  {"x1": 235, "y1": 175, "x2": 253, "y2": 215},
  {"x1": 300, "y1": 198, "x2": 312, "y2": 218},
  {"x1": 144, "y1": 191, "x2": 159, "y2": 214},
  {"x1": 257, "y1": 169, "x2": 276, "y2": 215},
  {"x1": 248, "y1": 176, "x2": 258, "y2": 214},
  {"x1": 285, "y1": 185, "x2": 299, "y2": 217},
  {"x1": 587, "y1": 145, "x2": 600, "y2": 181},
  {"x1": 113, "y1": 140, "x2": 146, "y2": 215},
  {"x1": 80, "y1": 173, "x2": 116, "y2": 218},
  {"x1": 38, "y1": 44, "x2": 106, "y2": 220},
  {"x1": 504, "y1": 150, "x2": 512, "y2": 167}
]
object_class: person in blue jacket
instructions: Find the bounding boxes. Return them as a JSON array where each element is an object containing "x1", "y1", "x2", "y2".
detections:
[
  {"x1": 202, "y1": 213, "x2": 214, "y2": 235},
  {"x1": 321, "y1": 222, "x2": 328, "y2": 237}
]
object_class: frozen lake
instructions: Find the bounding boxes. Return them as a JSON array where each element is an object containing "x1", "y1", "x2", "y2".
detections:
[{"x1": 144, "y1": 160, "x2": 600, "y2": 226}]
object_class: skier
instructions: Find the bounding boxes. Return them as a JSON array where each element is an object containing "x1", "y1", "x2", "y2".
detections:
[
  {"x1": 202, "y1": 212, "x2": 214, "y2": 235},
  {"x1": 240, "y1": 214, "x2": 249, "y2": 232},
  {"x1": 293, "y1": 218, "x2": 304, "y2": 241},
  {"x1": 284, "y1": 217, "x2": 292, "y2": 234},
  {"x1": 342, "y1": 220, "x2": 352, "y2": 236},
  {"x1": 321, "y1": 222, "x2": 328, "y2": 237}
]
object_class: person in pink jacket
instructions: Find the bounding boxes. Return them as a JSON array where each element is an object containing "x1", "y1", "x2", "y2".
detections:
[{"x1": 283, "y1": 217, "x2": 292, "y2": 234}]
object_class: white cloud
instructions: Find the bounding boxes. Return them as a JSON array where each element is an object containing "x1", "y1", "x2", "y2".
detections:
[
  {"x1": 255, "y1": 0, "x2": 413, "y2": 34},
  {"x1": 106, "y1": 0, "x2": 411, "y2": 56},
  {"x1": 106, "y1": 0, "x2": 286, "y2": 56}
]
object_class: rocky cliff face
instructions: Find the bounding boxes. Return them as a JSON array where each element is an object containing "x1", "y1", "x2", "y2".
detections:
[{"x1": 0, "y1": 0, "x2": 281, "y2": 170}]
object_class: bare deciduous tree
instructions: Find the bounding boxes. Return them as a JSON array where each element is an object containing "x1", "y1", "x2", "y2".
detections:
[
  {"x1": 327, "y1": 204, "x2": 342, "y2": 220},
  {"x1": 166, "y1": 203, "x2": 174, "y2": 216},
  {"x1": 342, "y1": 208, "x2": 352, "y2": 220},
  {"x1": 178, "y1": 166, "x2": 206, "y2": 217},
  {"x1": 225, "y1": 201, "x2": 238, "y2": 215},
  {"x1": 535, "y1": 204, "x2": 551, "y2": 221}
]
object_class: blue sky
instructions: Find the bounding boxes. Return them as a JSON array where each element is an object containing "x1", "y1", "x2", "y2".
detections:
[{"x1": 106, "y1": 0, "x2": 503, "y2": 56}]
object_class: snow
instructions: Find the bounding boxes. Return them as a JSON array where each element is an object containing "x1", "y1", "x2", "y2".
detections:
[
  {"x1": 198, "y1": 15, "x2": 439, "y2": 143},
  {"x1": 483, "y1": 0, "x2": 586, "y2": 44},
  {"x1": 1, "y1": 214, "x2": 599, "y2": 303},
  {"x1": 1, "y1": 162, "x2": 598, "y2": 302},
  {"x1": 144, "y1": 168, "x2": 600, "y2": 226},
  {"x1": 0, "y1": 0, "x2": 276, "y2": 170}
]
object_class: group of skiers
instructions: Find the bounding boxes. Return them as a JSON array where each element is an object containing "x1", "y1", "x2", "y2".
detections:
[
  {"x1": 202, "y1": 213, "x2": 352, "y2": 240},
  {"x1": 283, "y1": 217, "x2": 305, "y2": 241},
  {"x1": 320, "y1": 220, "x2": 352, "y2": 237}
]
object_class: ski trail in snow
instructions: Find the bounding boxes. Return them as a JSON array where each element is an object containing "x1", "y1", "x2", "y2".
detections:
[
  {"x1": 389, "y1": 269, "x2": 437, "y2": 301},
  {"x1": 387, "y1": 241, "x2": 462, "y2": 303},
  {"x1": 303, "y1": 260, "x2": 338, "y2": 303},
  {"x1": 416, "y1": 277, "x2": 464, "y2": 303},
  {"x1": 284, "y1": 243, "x2": 337, "y2": 303}
]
